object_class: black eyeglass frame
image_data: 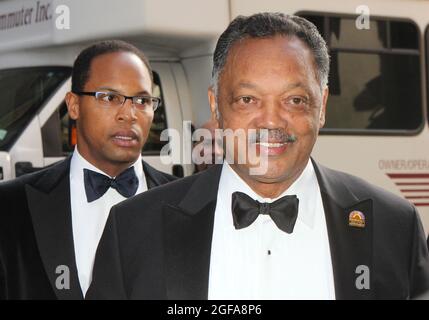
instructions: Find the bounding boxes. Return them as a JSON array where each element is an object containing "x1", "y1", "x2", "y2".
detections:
[{"x1": 73, "y1": 91, "x2": 161, "y2": 111}]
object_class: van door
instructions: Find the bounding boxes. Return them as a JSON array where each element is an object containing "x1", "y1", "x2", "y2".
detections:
[
  {"x1": 296, "y1": 13, "x2": 429, "y2": 233},
  {"x1": 141, "y1": 62, "x2": 194, "y2": 177},
  {"x1": 0, "y1": 67, "x2": 71, "y2": 178},
  {"x1": 38, "y1": 78, "x2": 73, "y2": 167}
]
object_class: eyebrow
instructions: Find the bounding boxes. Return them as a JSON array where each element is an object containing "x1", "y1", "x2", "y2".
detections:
[
  {"x1": 237, "y1": 82, "x2": 259, "y2": 90},
  {"x1": 96, "y1": 87, "x2": 151, "y2": 95},
  {"x1": 237, "y1": 82, "x2": 311, "y2": 93},
  {"x1": 283, "y1": 82, "x2": 309, "y2": 91}
]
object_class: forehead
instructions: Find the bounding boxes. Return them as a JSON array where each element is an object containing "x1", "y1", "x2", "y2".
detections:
[
  {"x1": 86, "y1": 51, "x2": 152, "y2": 90},
  {"x1": 221, "y1": 35, "x2": 318, "y2": 86}
]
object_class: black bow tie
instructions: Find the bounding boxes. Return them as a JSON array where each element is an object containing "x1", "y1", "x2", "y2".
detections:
[
  {"x1": 83, "y1": 167, "x2": 139, "y2": 203},
  {"x1": 231, "y1": 191, "x2": 299, "y2": 233}
]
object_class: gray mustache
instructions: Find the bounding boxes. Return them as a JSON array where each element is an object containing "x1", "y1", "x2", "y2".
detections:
[{"x1": 248, "y1": 129, "x2": 297, "y2": 144}]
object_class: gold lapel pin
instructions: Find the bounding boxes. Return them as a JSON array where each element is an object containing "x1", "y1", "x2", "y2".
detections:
[{"x1": 349, "y1": 210, "x2": 365, "y2": 228}]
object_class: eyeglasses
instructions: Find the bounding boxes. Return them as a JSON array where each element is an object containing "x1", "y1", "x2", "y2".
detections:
[{"x1": 73, "y1": 91, "x2": 161, "y2": 111}]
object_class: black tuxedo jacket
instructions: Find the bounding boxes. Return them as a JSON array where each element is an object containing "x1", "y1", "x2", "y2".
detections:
[
  {"x1": 87, "y1": 160, "x2": 429, "y2": 300},
  {"x1": 0, "y1": 157, "x2": 176, "y2": 300}
]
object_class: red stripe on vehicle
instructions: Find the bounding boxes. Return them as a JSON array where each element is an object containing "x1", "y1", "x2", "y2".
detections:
[
  {"x1": 387, "y1": 173, "x2": 429, "y2": 179},
  {"x1": 405, "y1": 196, "x2": 429, "y2": 199},
  {"x1": 414, "y1": 203, "x2": 429, "y2": 207},
  {"x1": 395, "y1": 182, "x2": 429, "y2": 186}
]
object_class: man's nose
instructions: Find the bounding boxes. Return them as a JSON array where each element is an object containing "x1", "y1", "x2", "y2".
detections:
[
  {"x1": 255, "y1": 98, "x2": 288, "y2": 129},
  {"x1": 116, "y1": 98, "x2": 138, "y2": 122}
]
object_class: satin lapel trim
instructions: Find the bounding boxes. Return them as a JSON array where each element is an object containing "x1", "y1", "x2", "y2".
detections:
[
  {"x1": 142, "y1": 161, "x2": 159, "y2": 189},
  {"x1": 162, "y1": 165, "x2": 222, "y2": 299},
  {"x1": 26, "y1": 168, "x2": 83, "y2": 300},
  {"x1": 313, "y1": 161, "x2": 374, "y2": 299},
  {"x1": 163, "y1": 201, "x2": 216, "y2": 299}
]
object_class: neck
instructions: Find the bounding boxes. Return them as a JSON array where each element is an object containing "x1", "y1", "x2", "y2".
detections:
[
  {"x1": 75, "y1": 146, "x2": 136, "y2": 177},
  {"x1": 229, "y1": 163, "x2": 306, "y2": 199}
]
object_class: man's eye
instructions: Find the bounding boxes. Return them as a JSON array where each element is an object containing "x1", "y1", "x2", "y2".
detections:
[
  {"x1": 288, "y1": 96, "x2": 308, "y2": 105},
  {"x1": 100, "y1": 93, "x2": 121, "y2": 103},
  {"x1": 239, "y1": 96, "x2": 255, "y2": 104},
  {"x1": 135, "y1": 97, "x2": 151, "y2": 105}
]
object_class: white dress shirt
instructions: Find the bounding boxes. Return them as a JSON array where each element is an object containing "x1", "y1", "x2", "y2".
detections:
[
  {"x1": 69, "y1": 147, "x2": 147, "y2": 296},
  {"x1": 208, "y1": 160, "x2": 336, "y2": 300}
]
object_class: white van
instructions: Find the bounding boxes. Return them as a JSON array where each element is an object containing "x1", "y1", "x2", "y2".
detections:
[
  {"x1": 0, "y1": 0, "x2": 229, "y2": 179},
  {"x1": 1, "y1": 0, "x2": 428, "y2": 233}
]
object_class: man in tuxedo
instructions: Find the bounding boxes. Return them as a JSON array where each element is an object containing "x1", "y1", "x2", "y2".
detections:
[
  {"x1": 0, "y1": 40, "x2": 176, "y2": 299},
  {"x1": 88, "y1": 14, "x2": 429, "y2": 299}
]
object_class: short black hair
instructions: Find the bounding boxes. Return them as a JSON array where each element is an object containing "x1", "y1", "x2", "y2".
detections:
[
  {"x1": 71, "y1": 40, "x2": 153, "y2": 92},
  {"x1": 212, "y1": 12, "x2": 330, "y2": 93}
]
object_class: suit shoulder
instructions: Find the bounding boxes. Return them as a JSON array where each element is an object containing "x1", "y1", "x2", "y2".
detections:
[
  {"x1": 115, "y1": 171, "x2": 200, "y2": 213},
  {"x1": 0, "y1": 169, "x2": 42, "y2": 195},
  {"x1": 318, "y1": 163, "x2": 416, "y2": 214},
  {"x1": 155, "y1": 169, "x2": 178, "y2": 183},
  {"x1": 142, "y1": 161, "x2": 178, "y2": 185},
  {"x1": 112, "y1": 165, "x2": 223, "y2": 219},
  {"x1": 107, "y1": 171, "x2": 204, "y2": 235},
  {"x1": 0, "y1": 159, "x2": 69, "y2": 197}
]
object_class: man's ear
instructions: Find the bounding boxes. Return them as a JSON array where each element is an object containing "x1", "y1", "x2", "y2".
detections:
[
  {"x1": 208, "y1": 86, "x2": 220, "y2": 124},
  {"x1": 65, "y1": 92, "x2": 80, "y2": 120},
  {"x1": 319, "y1": 86, "x2": 329, "y2": 128}
]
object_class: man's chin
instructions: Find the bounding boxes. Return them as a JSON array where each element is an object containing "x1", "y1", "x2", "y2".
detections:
[
  {"x1": 232, "y1": 163, "x2": 290, "y2": 182},
  {"x1": 248, "y1": 172, "x2": 291, "y2": 184},
  {"x1": 107, "y1": 149, "x2": 141, "y2": 164}
]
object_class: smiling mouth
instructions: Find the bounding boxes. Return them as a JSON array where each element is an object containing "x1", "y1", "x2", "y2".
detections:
[
  {"x1": 257, "y1": 142, "x2": 287, "y2": 148},
  {"x1": 254, "y1": 140, "x2": 293, "y2": 156}
]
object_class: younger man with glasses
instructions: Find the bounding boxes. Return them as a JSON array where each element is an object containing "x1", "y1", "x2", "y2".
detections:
[{"x1": 0, "y1": 40, "x2": 176, "y2": 299}]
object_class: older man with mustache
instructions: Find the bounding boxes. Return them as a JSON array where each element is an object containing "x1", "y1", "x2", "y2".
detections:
[{"x1": 88, "y1": 14, "x2": 429, "y2": 300}]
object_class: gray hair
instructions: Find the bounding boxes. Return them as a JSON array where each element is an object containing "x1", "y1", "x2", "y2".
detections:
[{"x1": 211, "y1": 12, "x2": 330, "y2": 96}]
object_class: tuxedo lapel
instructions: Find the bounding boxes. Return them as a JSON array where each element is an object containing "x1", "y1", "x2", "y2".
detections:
[
  {"x1": 313, "y1": 160, "x2": 374, "y2": 299},
  {"x1": 142, "y1": 161, "x2": 161, "y2": 189},
  {"x1": 25, "y1": 158, "x2": 83, "y2": 300},
  {"x1": 162, "y1": 165, "x2": 222, "y2": 299},
  {"x1": 142, "y1": 160, "x2": 172, "y2": 189},
  {"x1": 161, "y1": 161, "x2": 374, "y2": 299}
]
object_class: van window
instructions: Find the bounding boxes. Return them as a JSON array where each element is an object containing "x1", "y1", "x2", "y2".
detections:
[
  {"x1": 41, "y1": 71, "x2": 168, "y2": 157},
  {"x1": 142, "y1": 71, "x2": 168, "y2": 154},
  {"x1": 426, "y1": 25, "x2": 429, "y2": 125},
  {"x1": 41, "y1": 102, "x2": 73, "y2": 156},
  {"x1": 0, "y1": 67, "x2": 71, "y2": 151},
  {"x1": 299, "y1": 13, "x2": 422, "y2": 134}
]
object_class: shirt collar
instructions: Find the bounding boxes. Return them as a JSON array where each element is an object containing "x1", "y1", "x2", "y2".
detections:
[{"x1": 221, "y1": 159, "x2": 319, "y2": 228}]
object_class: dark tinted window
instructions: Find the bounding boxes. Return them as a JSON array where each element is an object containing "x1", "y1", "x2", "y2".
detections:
[
  {"x1": 41, "y1": 102, "x2": 73, "y2": 157},
  {"x1": 0, "y1": 67, "x2": 71, "y2": 151},
  {"x1": 426, "y1": 25, "x2": 429, "y2": 126},
  {"x1": 142, "y1": 71, "x2": 168, "y2": 154},
  {"x1": 299, "y1": 13, "x2": 422, "y2": 133},
  {"x1": 391, "y1": 21, "x2": 419, "y2": 49}
]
